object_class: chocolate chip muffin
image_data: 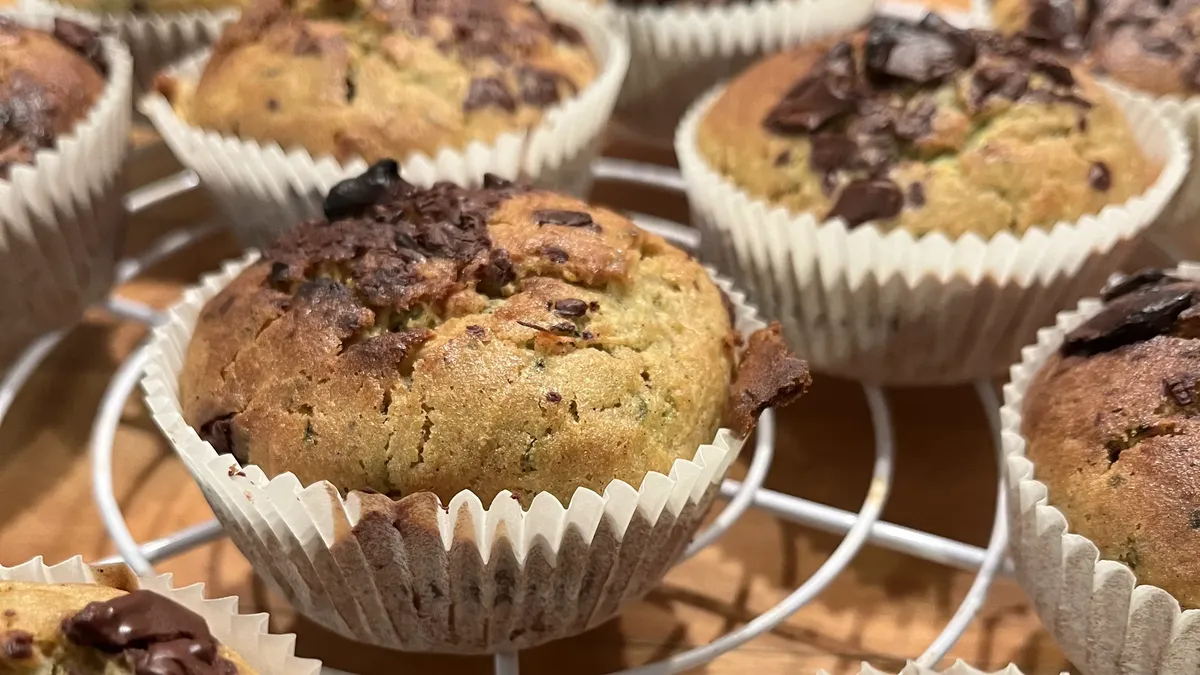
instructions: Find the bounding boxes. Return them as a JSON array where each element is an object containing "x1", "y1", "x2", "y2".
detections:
[
  {"x1": 160, "y1": 0, "x2": 597, "y2": 163},
  {"x1": 177, "y1": 162, "x2": 809, "y2": 503},
  {"x1": 1022, "y1": 269, "x2": 1200, "y2": 608},
  {"x1": 992, "y1": 0, "x2": 1200, "y2": 98},
  {"x1": 695, "y1": 14, "x2": 1158, "y2": 236},
  {"x1": 0, "y1": 19, "x2": 107, "y2": 178},
  {"x1": 0, "y1": 582, "x2": 254, "y2": 675}
]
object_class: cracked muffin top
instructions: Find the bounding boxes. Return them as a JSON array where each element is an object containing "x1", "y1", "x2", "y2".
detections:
[
  {"x1": 1023, "y1": 270, "x2": 1200, "y2": 608},
  {"x1": 695, "y1": 13, "x2": 1158, "y2": 236},
  {"x1": 0, "y1": 19, "x2": 107, "y2": 179},
  {"x1": 992, "y1": 0, "x2": 1200, "y2": 98},
  {"x1": 0, "y1": 580, "x2": 254, "y2": 675},
  {"x1": 160, "y1": 0, "x2": 596, "y2": 162},
  {"x1": 178, "y1": 162, "x2": 810, "y2": 503}
]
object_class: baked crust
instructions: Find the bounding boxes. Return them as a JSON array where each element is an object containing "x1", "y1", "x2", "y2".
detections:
[
  {"x1": 179, "y1": 166, "x2": 810, "y2": 503},
  {"x1": 166, "y1": 0, "x2": 596, "y2": 162},
  {"x1": 697, "y1": 14, "x2": 1157, "y2": 236}
]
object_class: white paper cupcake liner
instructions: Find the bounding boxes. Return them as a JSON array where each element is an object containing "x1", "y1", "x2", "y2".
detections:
[
  {"x1": 843, "y1": 666, "x2": 1037, "y2": 675},
  {"x1": 0, "y1": 12, "x2": 132, "y2": 366},
  {"x1": 1001, "y1": 262, "x2": 1200, "y2": 675},
  {"x1": 21, "y1": 0, "x2": 235, "y2": 92},
  {"x1": 675, "y1": 80, "x2": 1190, "y2": 386},
  {"x1": 571, "y1": 0, "x2": 873, "y2": 146},
  {"x1": 141, "y1": 251, "x2": 764, "y2": 653},
  {"x1": 139, "y1": 0, "x2": 629, "y2": 250},
  {"x1": 0, "y1": 555, "x2": 321, "y2": 675}
]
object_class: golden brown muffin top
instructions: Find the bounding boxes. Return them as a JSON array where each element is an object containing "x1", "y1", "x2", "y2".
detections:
[
  {"x1": 0, "y1": 581, "x2": 254, "y2": 675},
  {"x1": 1023, "y1": 270, "x2": 1200, "y2": 608},
  {"x1": 164, "y1": 0, "x2": 596, "y2": 162},
  {"x1": 178, "y1": 163, "x2": 809, "y2": 503},
  {"x1": 0, "y1": 19, "x2": 107, "y2": 179},
  {"x1": 696, "y1": 14, "x2": 1158, "y2": 236},
  {"x1": 992, "y1": 0, "x2": 1200, "y2": 97}
]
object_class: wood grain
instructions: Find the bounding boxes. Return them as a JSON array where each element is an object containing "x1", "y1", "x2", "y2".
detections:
[{"x1": 0, "y1": 2, "x2": 1095, "y2": 671}]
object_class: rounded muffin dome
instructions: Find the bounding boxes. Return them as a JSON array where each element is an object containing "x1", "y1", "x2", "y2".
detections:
[
  {"x1": 179, "y1": 162, "x2": 809, "y2": 503},
  {"x1": 164, "y1": 0, "x2": 597, "y2": 162},
  {"x1": 1023, "y1": 270, "x2": 1200, "y2": 609},
  {"x1": 696, "y1": 13, "x2": 1158, "y2": 237}
]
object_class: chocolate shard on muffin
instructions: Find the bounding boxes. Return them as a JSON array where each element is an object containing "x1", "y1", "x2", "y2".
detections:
[
  {"x1": 0, "y1": 19, "x2": 108, "y2": 179},
  {"x1": 0, "y1": 582, "x2": 254, "y2": 674},
  {"x1": 696, "y1": 13, "x2": 1158, "y2": 236},
  {"x1": 1023, "y1": 269, "x2": 1200, "y2": 608},
  {"x1": 993, "y1": 0, "x2": 1200, "y2": 97},
  {"x1": 162, "y1": 0, "x2": 597, "y2": 163},
  {"x1": 179, "y1": 161, "x2": 810, "y2": 503}
]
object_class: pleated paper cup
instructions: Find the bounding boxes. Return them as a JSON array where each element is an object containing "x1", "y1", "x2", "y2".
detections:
[
  {"x1": 20, "y1": 0, "x2": 235, "y2": 92},
  {"x1": 577, "y1": 0, "x2": 874, "y2": 146},
  {"x1": 844, "y1": 665, "x2": 1037, "y2": 675},
  {"x1": 141, "y1": 252, "x2": 764, "y2": 653},
  {"x1": 675, "y1": 80, "x2": 1189, "y2": 386},
  {"x1": 0, "y1": 13, "x2": 132, "y2": 367},
  {"x1": 1002, "y1": 262, "x2": 1200, "y2": 675},
  {"x1": 140, "y1": 0, "x2": 629, "y2": 250},
  {"x1": 0, "y1": 555, "x2": 321, "y2": 675}
]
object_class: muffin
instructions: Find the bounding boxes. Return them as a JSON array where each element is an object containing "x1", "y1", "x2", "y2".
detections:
[
  {"x1": 0, "y1": 582, "x2": 255, "y2": 674},
  {"x1": 0, "y1": 19, "x2": 107, "y2": 177},
  {"x1": 141, "y1": 0, "x2": 625, "y2": 248},
  {"x1": 145, "y1": 162, "x2": 808, "y2": 651},
  {"x1": 675, "y1": 12, "x2": 1186, "y2": 385},
  {"x1": 1003, "y1": 264, "x2": 1200, "y2": 671},
  {"x1": 177, "y1": 161, "x2": 809, "y2": 503},
  {"x1": 695, "y1": 15, "x2": 1157, "y2": 237},
  {"x1": 0, "y1": 15, "x2": 131, "y2": 370}
]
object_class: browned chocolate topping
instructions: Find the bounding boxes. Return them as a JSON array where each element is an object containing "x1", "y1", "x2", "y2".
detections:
[
  {"x1": 61, "y1": 590, "x2": 237, "y2": 675},
  {"x1": 763, "y1": 14, "x2": 1091, "y2": 226},
  {"x1": 726, "y1": 322, "x2": 812, "y2": 437},
  {"x1": 1062, "y1": 270, "x2": 1197, "y2": 356}
]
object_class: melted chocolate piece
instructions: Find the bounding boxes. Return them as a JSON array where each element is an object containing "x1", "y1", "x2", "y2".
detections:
[
  {"x1": 552, "y1": 298, "x2": 588, "y2": 317},
  {"x1": 827, "y1": 178, "x2": 905, "y2": 226},
  {"x1": 542, "y1": 245, "x2": 569, "y2": 263},
  {"x1": 865, "y1": 15, "x2": 975, "y2": 85},
  {"x1": 1, "y1": 630, "x2": 33, "y2": 659},
  {"x1": 1025, "y1": 0, "x2": 1079, "y2": 45},
  {"x1": 62, "y1": 590, "x2": 237, "y2": 675},
  {"x1": 1100, "y1": 268, "x2": 1178, "y2": 301},
  {"x1": 763, "y1": 42, "x2": 859, "y2": 134},
  {"x1": 1062, "y1": 286, "x2": 1196, "y2": 356},
  {"x1": 970, "y1": 60, "x2": 1030, "y2": 108},
  {"x1": 464, "y1": 77, "x2": 517, "y2": 113},
  {"x1": 808, "y1": 133, "x2": 858, "y2": 177},
  {"x1": 323, "y1": 159, "x2": 405, "y2": 221},
  {"x1": 199, "y1": 413, "x2": 242, "y2": 464},
  {"x1": 1089, "y1": 161, "x2": 1112, "y2": 191},
  {"x1": 476, "y1": 248, "x2": 515, "y2": 296},
  {"x1": 533, "y1": 209, "x2": 594, "y2": 228},
  {"x1": 52, "y1": 19, "x2": 107, "y2": 75}
]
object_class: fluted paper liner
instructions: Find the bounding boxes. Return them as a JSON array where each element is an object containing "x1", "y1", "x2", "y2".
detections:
[
  {"x1": 21, "y1": 0, "x2": 235, "y2": 92},
  {"x1": 142, "y1": 251, "x2": 762, "y2": 653},
  {"x1": 1002, "y1": 263, "x2": 1200, "y2": 674},
  {"x1": 0, "y1": 12, "x2": 131, "y2": 366},
  {"x1": 0, "y1": 556, "x2": 321, "y2": 675},
  {"x1": 139, "y1": 0, "x2": 629, "y2": 249},
  {"x1": 843, "y1": 666, "x2": 1042, "y2": 675},
  {"x1": 570, "y1": 0, "x2": 873, "y2": 145},
  {"x1": 675, "y1": 80, "x2": 1189, "y2": 386}
]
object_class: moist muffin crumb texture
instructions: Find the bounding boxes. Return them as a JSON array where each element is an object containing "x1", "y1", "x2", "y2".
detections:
[
  {"x1": 0, "y1": 18, "x2": 107, "y2": 178},
  {"x1": 697, "y1": 13, "x2": 1158, "y2": 236},
  {"x1": 1023, "y1": 269, "x2": 1200, "y2": 609},
  {"x1": 165, "y1": 0, "x2": 597, "y2": 162},
  {"x1": 179, "y1": 162, "x2": 810, "y2": 504}
]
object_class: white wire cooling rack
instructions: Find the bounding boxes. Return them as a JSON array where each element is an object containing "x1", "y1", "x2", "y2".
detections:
[{"x1": 0, "y1": 158, "x2": 1012, "y2": 675}]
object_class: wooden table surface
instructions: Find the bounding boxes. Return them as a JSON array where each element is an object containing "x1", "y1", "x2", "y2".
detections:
[{"x1": 0, "y1": 1, "x2": 1102, "y2": 672}]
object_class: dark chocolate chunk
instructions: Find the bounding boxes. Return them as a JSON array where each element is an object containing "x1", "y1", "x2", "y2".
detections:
[
  {"x1": 52, "y1": 19, "x2": 106, "y2": 75},
  {"x1": 464, "y1": 77, "x2": 517, "y2": 113},
  {"x1": 865, "y1": 15, "x2": 975, "y2": 85},
  {"x1": 199, "y1": 413, "x2": 243, "y2": 464},
  {"x1": 323, "y1": 159, "x2": 404, "y2": 220},
  {"x1": 1164, "y1": 374, "x2": 1197, "y2": 406},
  {"x1": 1062, "y1": 287, "x2": 1196, "y2": 356},
  {"x1": 1030, "y1": 51, "x2": 1075, "y2": 85},
  {"x1": 894, "y1": 98, "x2": 936, "y2": 140},
  {"x1": 1100, "y1": 269, "x2": 1178, "y2": 301},
  {"x1": 1140, "y1": 34, "x2": 1183, "y2": 57},
  {"x1": 774, "y1": 150, "x2": 791, "y2": 166},
  {"x1": 517, "y1": 320, "x2": 576, "y2": 336},
  {"x1": 1, "y1": 630, "x2": 33, "y2": 659},
  {"x1": 546, "y1": 391, "x2": 562, "y2": 403},
  {"x1": 1089, "y1": 161, "x2": 1112, "y2": 191},
  {"x1": 907, "y1": 181, "x2": 926, "y2": 207},
  {"x1": 763, "y1": 42, "x2": 858, "y2": 134},
  {"x1": 808, "y1": 133, "x2": 858, "y2": 176},
  {"x1": 543, "y1": 245, "x2": 569, "y2": 263},
  {"x1": 62, "y1": 590, "x2": 238, "y2": 675},
  {"x1": 476, "y1": 248, "x2": 515, "y2": 296},
  {"x1": 533, "y1": 209, "x2": 594, "y2": 228},
  {"x1": 518, "y1": 67, "x2": 562, "y2": 107},
  {"x1": 970, "y1": 60, "x2": 1030, "y2": 108},
  {"x1": 826, "y1": 178, "x2": 905, "y2": 227},
  {"x1": 1024, "y1": 0, "x2": 1079, "y2": 45},
  {"x1": 483, "y1": 173, "x2": 513, "y2": 189},
  {"x1": 552, "y1": 298, "x2": 588, "y2": 317}
]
